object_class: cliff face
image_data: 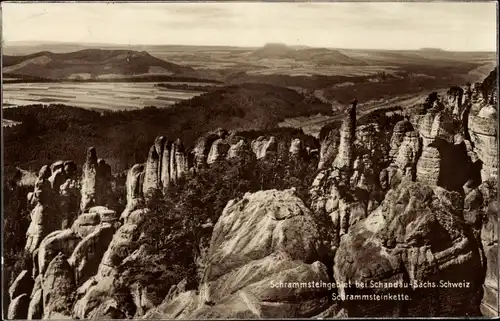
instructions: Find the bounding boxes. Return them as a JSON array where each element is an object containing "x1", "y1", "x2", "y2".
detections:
[
  {"x1": 309, "y1": 69, "x2": 497, "y2": 317},
  {"x1": 6, "y1": 68, "x2": 498, "y2": 319}
]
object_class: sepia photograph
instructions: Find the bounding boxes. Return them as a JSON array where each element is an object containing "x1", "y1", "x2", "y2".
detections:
[{"x1": 1, "y1": 1, "x2": 498, "y2": 319}]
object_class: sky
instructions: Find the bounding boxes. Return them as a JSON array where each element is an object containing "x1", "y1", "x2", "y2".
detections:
[{"x1": 1, "y1": 1, "x2": 498, "y2": 51}]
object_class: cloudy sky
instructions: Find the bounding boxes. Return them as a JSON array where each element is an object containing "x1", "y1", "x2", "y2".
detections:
[{"x1": 2, "y1": 1, "x2": 497, "y2": 51}]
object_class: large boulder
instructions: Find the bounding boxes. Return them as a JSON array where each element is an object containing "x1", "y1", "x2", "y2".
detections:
[
  {"x1": 204, "y1": 188, "x2": 328, "y2": 281},
  {"x1": 72, "y1": 276, "x2": 116, "y2": 319},
  {"x1": 150, "y1": 188, "x2": 334, "y2": 319}
]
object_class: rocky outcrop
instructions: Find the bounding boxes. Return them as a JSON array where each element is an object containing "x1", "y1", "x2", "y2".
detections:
[
  {"x1": 59, "y1": 176, "x2": 80, "y2": 230},
  {"x1": 333, "y1": 100, "x2": 357, "y2": 170},
  {"x1": 38, "y1": 229, "x2": 81, "y2": 276},
  {"x1": 143, "y1": 145, "x2": 161, "y2": 199},
  {"x1": 412, "y1": 105, "x2": 475, "y2": 190},
  {"x1": 25, "y1": 166, "x2": 60, "y2": 254},
  {"x1": 463, "y1": 179, "x2": 499, "y2": 317},
  {"x1": 289, "y1": 138, "x2": 305, "y2": 158},
  {"x1": 9, "y1": 270, "x2": 34, "y2": 301},
  {"x1": 7, "y1": 270, "x2": 34, "y2": 320},
  {"x1": 415, "y1": 144, "x2": 441, "y2": 185},
  {"x1": 445, "y1": 86, "x2": 465, "y2": 116},
  {"x1": 193, "y1": 134, "x2": 220, "y2": 167},
  {"x1": 251, "y1": 136, "x2": 277, "y2": 159},
  {"x1": 334, "y1": 181, "x2": 483, "y2": 317},
  {"x1": 468, "y1": 104, "x2": 498, "y2": 182},
  {"x1": 226, "y1": 139, "x2": 251, "y2": 160},
  {"x1": 80, "y1": 148, "x2": 98, "y2": 212},
  {"x1": 8, "y1": 293, "x2": 30, "y2": 319},
  {"x1": 42, "y1": 253, "x2": 76, "y2": 318},
  {"x1": 389, "y1": 120, "x2": 414, "y2": 159},
  {"x1": 140, "y1": 137, "x2": 190, "y2": 198},
  {"x1": 394, "y1": 131, "x2": 420, "y2": 175},
  {"x1": 207, "y1": 139, "x2": 230, "y2": 164},
  {"x1": 480, "y1": 198, "x2": 498, "y2": 317},
  {"x1": 168, "y1": 139, "x2": 189, "y2": 186},
  {"x1": 148, "y1": 188, "x2": 334, "y2": 318},
  {"x1": 122, "y1": 164, "x2": 145, "y2": 220},
  {"x1": 68, "y1": 224, "x2": 116, "y2": 286},
  {"x1": 318, "y1": 127, "x2": 340, "y2": 170},
  {"x1": 71, "y1": 204, "x2": 148, "y2": 318},
  {"x1": 80, "y1": 148, "x2": 113, "y2": 211},
  {"x1": 28, "y1": 289, "x2": 43, "y2": 319}
]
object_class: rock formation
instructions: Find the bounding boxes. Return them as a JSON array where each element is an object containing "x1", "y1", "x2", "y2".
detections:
[
  {"x1": 310, "y1": 69, "x2": 497, "y2": 316},
  {"x1": 463, "y1": 179, "x2": 498, "y2": 317},
  {"x1": 80, "y1": 147, "x2": 114, "y2": 211},
  {"x1": 42, "y1": 253, "x2": 76, "y2": 318},
  {"x1": 139, "y1": 136, "x2": 190, "y2": 199},
  {"x1": 468, "y1": 103, "x2": 498, "y2": 182},
  {"x1": 146, "y1": 188, "x2": 334, "y2": 319},
  {"x1": 318, "y1": 127, "x2": 340, "y2": 170},
  {"x1": 25, "y1": 166, "x2": 62, "y2": 254},
  {"x1": 122, "y1": 164, "x2": 145, "y2": 221},
  {"x1": 289, "y1": 138, "x2": 306, "y2": 158},
  {"x1": 207, "y1": 139, "x2": 230, "y2": 164},
  {"x1": 445, "y1": 86, "x2": 465, "y2": 116},
  {"x1": 193, "y1": 134, "x2": 220, "y2": 167},
  {"x1": 226, "y1": 139, "x2": 251, "y2": 160},
  {"x1": 80, "y1": 148, "x2": 99, "y2": 212},
  {"x1": 334, "y1": 181, "x2": 483, "y2": 317},
  {"x1": 333, "y1": 100, "x2": 357, "y2": 170},
  {"x1": 170, "y1": 139, "x2": 189, "y2": 185},
  {"x1": 389, "y1": 120, "x2": 414, "y2": 159},
  {"x1": 251, "y1": 136, "x2": 277, "y2": 159},
  {"x1": 143, "y1": 146, "x2": 161, "y2": 199}
]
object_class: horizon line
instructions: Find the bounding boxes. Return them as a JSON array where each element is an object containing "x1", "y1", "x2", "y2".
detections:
[{"x1": 3, "y1": 40, "x2": 497, "y2": 53}]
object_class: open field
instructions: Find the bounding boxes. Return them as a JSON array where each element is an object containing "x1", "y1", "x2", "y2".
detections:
[{"x1": 2, "y1": 81, "x2": 210, "y2": 111}]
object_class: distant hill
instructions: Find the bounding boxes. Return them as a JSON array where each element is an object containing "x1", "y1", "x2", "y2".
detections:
[
  {"x1": 2, "y1": 49, "x2": 195, "y2": 80},
  {"x1": 247, "y1": 43, "x2": 367, "y2": 66},
  {"x1": 340, "y1": 48, "x2": 495, "y2": 66},
  {"x1": 419, "y1": 48, "x2": 446, "y2": 52}
]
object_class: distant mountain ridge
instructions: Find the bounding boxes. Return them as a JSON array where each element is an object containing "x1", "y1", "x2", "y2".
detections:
[
  {"x1": 247, "y1": 43, "x2": 368, "y2": 66},
  {"x1": 3, "y1": 49, "x2": 195, "y2": 80}
]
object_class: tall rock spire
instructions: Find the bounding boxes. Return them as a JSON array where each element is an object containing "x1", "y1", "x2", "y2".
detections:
[{"x1": 332, "y1": 99, "x2": 357, "y2": 171}]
